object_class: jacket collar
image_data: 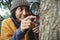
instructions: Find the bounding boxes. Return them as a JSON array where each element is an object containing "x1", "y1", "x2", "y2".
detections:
[{"x1": 11, "y1": 17, "x2": 20, "y2": 28}]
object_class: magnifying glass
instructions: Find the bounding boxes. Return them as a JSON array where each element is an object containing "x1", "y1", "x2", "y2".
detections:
[
  {"x1": 29, "y1": 2, "x2": 40, "y2": 25},
  {"x1": 26, "y1": 0, "x2": 40, "y2": 16},
  {"x1": 30, "y1": 2, "x2": 40, "y2": 16}
]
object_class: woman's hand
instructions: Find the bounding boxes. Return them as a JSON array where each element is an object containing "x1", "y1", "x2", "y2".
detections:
[
  {"x1": 32, "y1": 17, "x2": 39, "y2": 34},
  {"x1": 32, "y1": 22, "x2": 39, "y2": 34},
  {"x1": 20, "y1": 16, "x2": 36, "y2": 32},
  {"x1": 32, "y1": 26, "x2": 39, "y2": 34}
]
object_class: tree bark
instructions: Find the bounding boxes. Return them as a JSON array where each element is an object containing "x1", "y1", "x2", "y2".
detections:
[{"x1": 39, "y1": 0, "x2": 60, "y2": 40}]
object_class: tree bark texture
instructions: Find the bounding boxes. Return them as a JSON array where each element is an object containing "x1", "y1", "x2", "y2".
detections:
[{"x1": 39, "y1": 0, "x2": 60, "y2": 40}]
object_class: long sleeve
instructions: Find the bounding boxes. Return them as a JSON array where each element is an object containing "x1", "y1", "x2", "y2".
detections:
[
  {"x1": 1, "y1": 19, "x2": 24, "y2": 40},
  {"x1": 10, "y1": 28, "x2": 24, "y2": 40}
]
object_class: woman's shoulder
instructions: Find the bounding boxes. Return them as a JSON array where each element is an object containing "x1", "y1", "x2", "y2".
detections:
[{"x1": 2, "y1": 18, "x2": 12, "y2": 23}]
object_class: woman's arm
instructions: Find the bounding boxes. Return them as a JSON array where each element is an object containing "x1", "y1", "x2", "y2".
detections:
[
  {"x1": 1, "y1": 20, "x2": 24, "y2": 40},
  {"x1": 10, "y1": 28, "x2": 24, "y2": 40}
]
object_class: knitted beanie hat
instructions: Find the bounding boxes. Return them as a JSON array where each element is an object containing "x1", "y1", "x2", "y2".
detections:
[{"x1": 10, "y1": 0, "x2": 30, "y2": 11}]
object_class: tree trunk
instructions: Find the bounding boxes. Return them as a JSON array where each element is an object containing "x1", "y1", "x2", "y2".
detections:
[{"x1": 39, "y1": 0, "x2": 60, "y2": 40}]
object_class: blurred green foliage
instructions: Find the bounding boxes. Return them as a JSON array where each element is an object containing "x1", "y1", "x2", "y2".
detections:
[{"x1": 0, "y1": 0, "x2": 12, "y2": 9}]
